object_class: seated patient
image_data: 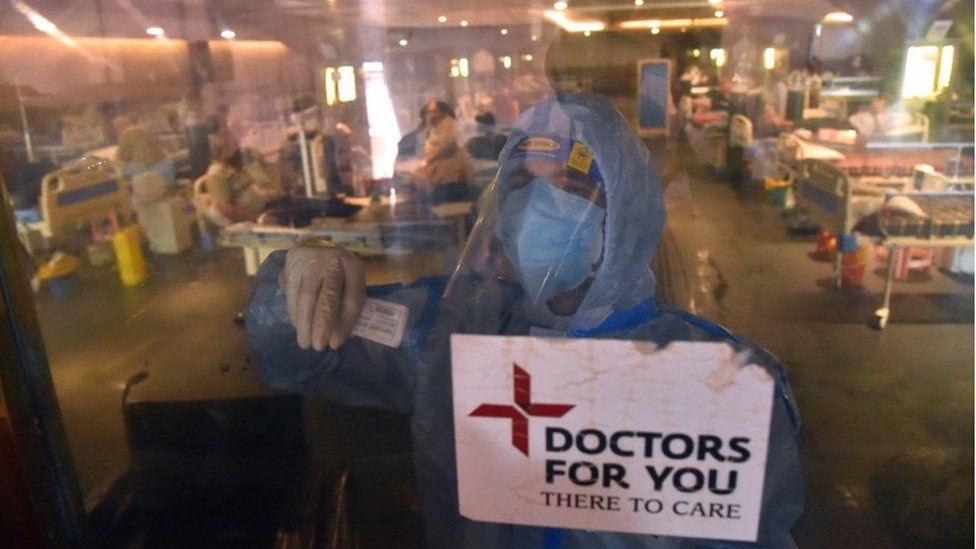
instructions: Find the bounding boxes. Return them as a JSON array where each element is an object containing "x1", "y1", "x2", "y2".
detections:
[{"x1": 198, "y1": 149, "x2": 283, "y2": 225}]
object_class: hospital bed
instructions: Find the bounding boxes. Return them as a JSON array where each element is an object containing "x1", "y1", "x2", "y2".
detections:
[
  {"x1": 832, "y1": 142, "x2": 972, "y2": 184},
  {"x1": 777, "y1": 136, "x2": 970, "y2": 207},
  {"x1": 218, "y1": 200, "x2": 472, "y2": 275},
  {"x1": 36, "y1": 156, "x2": 129, "y2": 239},
  {"x1": 794, "y1": 157, "x2": 974, "y2": 328},
  {"x1": 775, "y1": 133, "x2": 846, "y2": 187}
]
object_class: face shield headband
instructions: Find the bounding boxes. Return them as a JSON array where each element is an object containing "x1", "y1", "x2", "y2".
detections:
[
  {"x1": 444, "y1": 134, "x2": 607, "y2": 314},
  {"x1": 505, "y1": 135, "x2": 605, "y2": 187}
]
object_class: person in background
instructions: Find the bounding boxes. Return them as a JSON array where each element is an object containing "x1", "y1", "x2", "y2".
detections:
[
  {"x1": 848, "y1": 96, "x2": 894, "y2": 138},
  {"x1": 409, "y1": 99, "x2": 473, "y2": 203},
  {"x1": 199, "y1": 149, "x2": 283, "y2": 225},
  {"x1": 704, "y1": 78, "x2": 735, "y2": 116},
  {"x1": 491, "y1": 87, "x2": 520, "y2": 127},
  {"x1": 396, "y1": 105, "x2": 429, "y2": 162},
  {"x1": 113, "y1": 115, "x2": 174, "y2": 183},
  {"x1": 684, "y1": 79, "x2": 734, "y2": 160},
  {"x1": 1, "y1": 146, "x2": 53, "y2": 213},
  {"x1": 207, "y1": 106, "x2": 239, "y2": 163},
  {"x1": 463, "y1": 112, "x2": 506, "y2": 160},
  {"x1": 679, "y1": 63, "x2": 710, "y2": 94},
  {"x1": 806, "y1": 57, "x2": 823, "y2": 109},
  {"x1": 757, "y1": 72, "x2": 793, "y2": 137}
]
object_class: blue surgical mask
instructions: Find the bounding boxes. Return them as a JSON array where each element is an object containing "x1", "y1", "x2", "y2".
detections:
[{"x1": 495, "y1": 178, "x2": 605, "y2": 305}]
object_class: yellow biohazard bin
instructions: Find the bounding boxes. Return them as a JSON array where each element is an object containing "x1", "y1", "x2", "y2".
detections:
[{"x1": 113, "y1": 225, "x2": 147, "y2": 286}]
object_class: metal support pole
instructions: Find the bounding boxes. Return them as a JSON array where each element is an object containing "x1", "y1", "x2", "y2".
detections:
[
  {"x1": 833, "y1": 241, "x2": 843, "y2": 289},
  {"x1": 298, "y1": 127, "x2": 314, "y2": 198},
  {"x1": 15, "y1": 82, "x2": 35, "y2": 162},
  {"x1": 882, "y1": 245, "x2": 897, "y2": 312}
]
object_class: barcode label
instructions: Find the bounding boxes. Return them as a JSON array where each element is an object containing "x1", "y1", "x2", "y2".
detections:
[{"x1": 352, "y1": 298, "x2": 408, "y2": 348}]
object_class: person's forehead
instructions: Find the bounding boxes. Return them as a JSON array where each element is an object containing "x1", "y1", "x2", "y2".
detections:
[
  {"x1": 508, "y1": 157, "x2": 605, "y2": 207},
  {"x1": 522, "y1": 157, "x2": 564, "y2": 176}
]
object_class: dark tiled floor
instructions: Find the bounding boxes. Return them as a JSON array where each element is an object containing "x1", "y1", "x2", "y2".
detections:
[
  {"x1": 659, "y1": 157, "x2": 974, "y2": 548},
  {"x1": 32, "y1": 154, "x2": 974, "y2": 546}
]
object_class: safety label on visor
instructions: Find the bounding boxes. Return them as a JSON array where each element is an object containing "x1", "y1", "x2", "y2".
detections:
[
  {"x1": 567, "y1": 141, "x2": 594, "y2": 174},
  {"x1": 352, "y1": 298, "x2": 408, "y2": 348}
]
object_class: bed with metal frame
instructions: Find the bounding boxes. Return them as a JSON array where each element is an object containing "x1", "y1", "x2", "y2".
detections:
[
  {"x1": 37, "y1": 156, "x2": 129, "y2": 240},
  {"x1": 794, "y1": 157, "x2": 973, "y2": 328}
]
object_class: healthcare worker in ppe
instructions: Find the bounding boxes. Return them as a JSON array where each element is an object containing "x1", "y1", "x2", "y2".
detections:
[{"x1": 246, "y1": 93, "x2": 803, "y2": 548}]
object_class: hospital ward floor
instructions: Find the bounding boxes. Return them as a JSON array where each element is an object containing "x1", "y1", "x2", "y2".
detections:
[{"x1": 33, "y1": 151, "x2": 973, "y2": 547}]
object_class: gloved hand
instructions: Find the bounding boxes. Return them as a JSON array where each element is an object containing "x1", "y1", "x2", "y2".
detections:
[{"x1": 279, "y1": 245, "x2": 366, "y2": 352}]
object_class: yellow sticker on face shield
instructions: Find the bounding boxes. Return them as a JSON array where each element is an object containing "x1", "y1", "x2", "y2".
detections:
[{"x1": 568, "y1": 141, "x2": 594, "y2": 174}]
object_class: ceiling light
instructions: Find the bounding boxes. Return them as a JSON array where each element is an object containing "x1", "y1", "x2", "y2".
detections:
[
  {"x1": 522, "y1": 54, "x2": 534, "y2": 61},
  {"x1": 696, "y1": 17, "x2": 727, "y2": 27},
  {"x1": 554, "y1": 1, "x2": 568, "y2": 10},
  {"x1": 619, "y1": 18, "x2": 726, "y2": 30},
  {"x1": 531, "y1": 34, "x2": 539, "y2": 41},
  {"x1": 714, "y1": 10, "x2": 724, "y2": 17},
  {"x1": 543, "y1": 10, "x2": 605, "y2": 33},
  {"x1": 437, "y1": 15, "x2": 447, "y2": 23},
  {"x1": 460, "y1": 20, "x2": 469, "y2": 27},
  {"x1": 708, "y1": 0, "x2": 722, "y2": 4},
  {"x1": 822, "y1": 11, "x2": 854, "y2": 23},
  {"x1": 220, "y1": 29, "x2": 236, "y2": 39},
  {"x1": 146, "y1": 26, "x2": 164, "y2": 37},
  {"x1": 399, "y1": 38, "x2": 408, "y2": 46},
  {"x1": 635, "y1": 0, "x2": 644, "y2": 5},
  {"x1": 651, "y1": 27, "x2": 660, "y2": 34},
  {"x1": 621, "y1": 18, "x2": 685, "y2": 29},
  {"x1": 500, "y1": 28, "x2": 508, "y2": 35},
  {"x1": 583, "y1": 30, "x2": 591, "y2": 36}
]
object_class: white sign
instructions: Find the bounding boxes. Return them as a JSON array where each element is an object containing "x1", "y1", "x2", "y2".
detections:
[{"x1": 451, "y1": 335, "x2": 775, "y2": 542}]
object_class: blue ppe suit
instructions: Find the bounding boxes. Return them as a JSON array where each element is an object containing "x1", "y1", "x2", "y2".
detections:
[{"x1": 246, "y1": 93, "x2": 803, "y2": 548}]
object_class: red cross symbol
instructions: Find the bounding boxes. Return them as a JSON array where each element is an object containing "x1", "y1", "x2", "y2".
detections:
[{"x1": 469, "y1": 363, "x2": 575, "y2": 456}]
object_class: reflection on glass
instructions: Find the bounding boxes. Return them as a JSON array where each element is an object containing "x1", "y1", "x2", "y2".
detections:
[{"x1": 0, "y1": 0, "x2": 972, "y2": 546}]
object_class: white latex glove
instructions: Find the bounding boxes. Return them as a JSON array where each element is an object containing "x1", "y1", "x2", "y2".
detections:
[{"x1": 279, "y1": 245, "x2": 367, "y2": 352}]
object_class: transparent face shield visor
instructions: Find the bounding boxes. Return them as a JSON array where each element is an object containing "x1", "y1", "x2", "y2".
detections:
[{"x1": 445, "y1": 136, "x2": 607, "y2": 313}]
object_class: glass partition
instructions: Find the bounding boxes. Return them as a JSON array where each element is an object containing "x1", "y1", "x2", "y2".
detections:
[{"x1": 0, "y1": 0, "x2": 972, "y2": 546}]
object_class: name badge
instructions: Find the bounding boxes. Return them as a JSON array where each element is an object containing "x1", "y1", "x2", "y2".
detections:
[{"x1": 352, "y1": 298, "x2": 408, "y2": 348}]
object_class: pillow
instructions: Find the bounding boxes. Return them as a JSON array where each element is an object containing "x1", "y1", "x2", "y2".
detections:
[{"x1": 886, "y1": 195, "x2": 928, "y2": 218}]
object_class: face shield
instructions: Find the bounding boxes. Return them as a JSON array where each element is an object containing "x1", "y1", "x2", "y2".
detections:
[
  {"x1": 446, "y1": 93, "x2": 665, "y2": 331},
  {"x1": 446, "y1": 134, "x2": 607, "y2": 318}
]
